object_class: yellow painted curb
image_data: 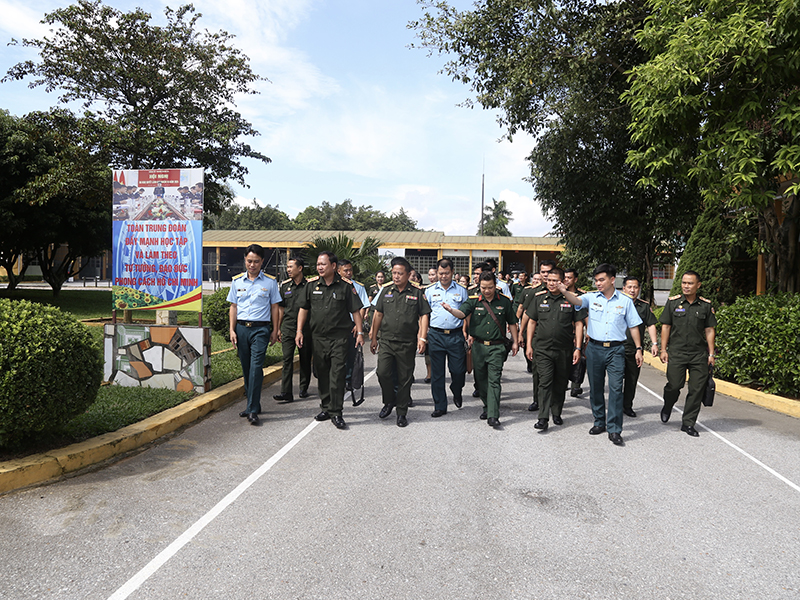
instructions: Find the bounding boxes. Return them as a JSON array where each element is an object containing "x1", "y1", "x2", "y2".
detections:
[
  {"x1": 0, "y1": 358, "x2": 296, "y2": 495},
  {"x1": 642, "y1": 353, "x2": 799, "y2": 419}
]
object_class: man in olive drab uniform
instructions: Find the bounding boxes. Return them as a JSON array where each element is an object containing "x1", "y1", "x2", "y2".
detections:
[
  {"x1": 274, "y1": 257, "x2": 312, "y2": 403},
  {"x1": 621, "y1": 276, "x2": 659, "y2": 417},
  {"x1": 370, "y1": 257, "x2": 431, "y2": 427},
  {"x1": 443, "y1": 272, "x2": 519, "y2": 428},
  {"x1": 526, "y1": 268, "x2": 585, "y2": 431},
  {"x1": 517, "y1": 260, "x2": 556, "y2": 411},
  {"x1": 227, "y1": 244, "x2": 281, "y2": 426},
  {"x1": 565, "y1": 268, "x2": 588, "y2": 397},
  {"x1": 338, "y1": 259, "x2": 370, "y2": 393},
  {"x1": 659, "y1": 270, "x2": 717, "y2": 437},
  {"x1": 296, "y1": 251, "x2": 364, "y2": 430}
]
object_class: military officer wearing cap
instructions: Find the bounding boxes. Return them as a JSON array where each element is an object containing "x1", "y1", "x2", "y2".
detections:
[
  {"x1": 559, "y1": 263, "x2": 643, "y2": 446},
  {"x1": 274, "y1": 256, "x2": 312, "y2": 403},
  {"x1": 424, "y1": 258, "x2": 469, "y2": 417},
  {"x1": 621, "y1": 276, "x2": 659, "y2": 417},
  {"x1": 296, "y1": 251, "x2": 364, "y2": 430},
  {"x1": 443, "y1": 272, "x2": 519, "y2": 428},
  {"x1": 370, "y1": 257, "x2": 431, "y2": 427},
  {"x1": 227, "y1": 244, "x2": 281, "y2": 426},
  {"x1": 659, "y1": 270, "x2": 717, "y2": 437},
  {"x1": 526, "y1": 267, "x2": 585, "y2": 431}
]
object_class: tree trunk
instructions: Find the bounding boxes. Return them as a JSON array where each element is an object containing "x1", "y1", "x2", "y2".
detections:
[{"x1": 760, "y1": 195, "x2": 799, "y2": 293}]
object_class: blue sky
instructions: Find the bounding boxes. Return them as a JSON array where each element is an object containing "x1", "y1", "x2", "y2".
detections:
[{"x1": 0, "y1": 0, "x2": 554, "y2": 236}]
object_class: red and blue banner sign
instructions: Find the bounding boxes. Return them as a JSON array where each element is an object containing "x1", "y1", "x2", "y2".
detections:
[{"x1": 112, "y1": 169, "x2": 204, "y2": 312}]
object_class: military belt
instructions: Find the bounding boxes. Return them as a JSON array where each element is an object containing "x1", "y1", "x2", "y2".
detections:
[
  {"x1": 431, "y1": 327, "x2": 459, "y2": 335},
  {"x1": 588, "y1": 338, "x2": 624, "y2": 348},
  {"x1": 473, "y1": 337, "x2": 505, "y2": 346},
  {"x1": 237, "y1": 320, "x2": 271, "y2": 328}
]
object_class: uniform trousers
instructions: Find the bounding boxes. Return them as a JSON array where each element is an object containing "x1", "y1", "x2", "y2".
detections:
[
  {"x1": 313, "y1": 335, "x2": 349, "y2": 417},
  {"x1": 536, "y1": 347, "x2": 571, "y2": 421},
  {"x1": 235, "y1": 322, "x2": 271, "y2": 415},
  {"x1": 663, "y1": 352, "x2": 709, "y2": 427},
  {"x1": 376, "y1": 338, "x2": 415, "y2": 417},
  {"x1": 472, "y1": 342, "x2": 506, "y2": 419},
  {"x1": 585, "y1": 342, "x2": 625, "y2": 434},
  {"x1": 428, "y1": 328, "x2": 466, "y2": 412},
  {"x1": 622, "y1": 349, "x2": 641, "y2": 413},
  {"x1": 280, "y1": 327, "x2": 312, "y2": 396}
]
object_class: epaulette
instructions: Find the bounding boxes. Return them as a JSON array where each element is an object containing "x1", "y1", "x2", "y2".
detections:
[
  {"x1": 456, "y1": 282, "x2": 467, "y2": 289},
  {"x1": 341, "y1": 276, "x2": 353, "y2": 284},
  {"x1": 669, "y1": 294, "x2": 681, "y2": 300},
  {"x1": 281, "y1": 278, "x2": 292, "y2": 285},
  {"x1": 699, "y1": 296, "x2": 712, "y2": 303},
  {"x1": 499, "y1": 292, "x2": 512, "y2": 300},
  {"x1": 410, "y1": 281, "x2": 422, "y2": 289},
  {"x1": 232, "y1": 272, "x2": 246, "y2": 280},
  {"x1": 264, "y1": 273, "x2": 276, "y2": 280},
  {"x1": 307, "y1": 275, "x2": 320, "y2": 282},
  {"x1": 535, "y1": 289, "x2": 547, "y2": 296},
  {"x1": 382, "y1": 281, "x2": 393, "y2": 287},
  {"x1": 424, "y1": 282, "x2": 436, "y2": 289},
  {"x1": 353, "y1": 280, "x2": 363, "y2": 287},
  {"x1": 469, "y1": 294, "x2": 480, "y2": 299},
  {"x1": 577, "y1": 288, "x2": 587, "y2": 294},
  {"x1": 638, "y1": 298, "x2": 651, "y2": 305}
]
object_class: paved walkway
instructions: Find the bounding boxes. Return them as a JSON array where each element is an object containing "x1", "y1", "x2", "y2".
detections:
[{"x1": 1, "y1": 352, "x2": 798, "y2": 600}]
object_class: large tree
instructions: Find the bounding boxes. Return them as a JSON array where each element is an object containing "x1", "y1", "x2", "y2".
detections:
[
  {"x1": 204, "y1": 201, "x2": 293, "y2": 231},
  {"x1": 625, "y1": 0, "x2": 800, "y2": 292},
  {"x1": 479, "y1": 198, "x2": 513, "y2": 236},
  {"x1": 293, "y1": 200, "x2": 419, "y2": 232},
  {"x1": 4, "y1": 0, "x2": 269, "y2": 214},
  {"x1": 411, "y1": 0, "x2": 702, "y2": 300}
]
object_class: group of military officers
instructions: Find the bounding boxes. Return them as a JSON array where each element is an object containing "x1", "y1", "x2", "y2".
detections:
[{"x1": 227, "y1": 245, "x2": 717, "y2": 443}]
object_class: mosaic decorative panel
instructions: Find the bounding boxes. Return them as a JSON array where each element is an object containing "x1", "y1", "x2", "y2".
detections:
[{"x1": 104, "y1": 324, "x2": 211, "y2": 393}]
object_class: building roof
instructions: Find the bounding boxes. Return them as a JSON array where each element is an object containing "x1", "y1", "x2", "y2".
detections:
[{"x1": 203, "y1": 230, "x2": 563, "y2": 251}]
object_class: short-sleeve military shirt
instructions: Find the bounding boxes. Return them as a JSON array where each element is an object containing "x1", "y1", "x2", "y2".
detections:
[
  {"x1": 624, "y1": 296, "x2": 658, "y2": 351},
  {"x1": 226, "y1": 271, "x2": 280, "y2": 321},
  {"x1": 279, "y1": 277, "x2": 310, "y2": 334},
  {"x1": 660, "y1": 294, "x2": 716, "y2": 355},
  {"x1": 460, "y1": 292, "x2": 517, "y2": 341},
  {"x1": 374, "y1": 282, "x2": 431, "y2": 342},
  {"x1": 526, "y1": 290, "x2": 584, "y2": 351},
  {"x1": 298, "y1": 273, "x2": 363, "y2": 338}
]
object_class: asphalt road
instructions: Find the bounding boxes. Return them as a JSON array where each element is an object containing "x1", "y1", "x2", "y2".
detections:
[{"x1": 1, "y1": 350, "x2": 798, "y2": 600}]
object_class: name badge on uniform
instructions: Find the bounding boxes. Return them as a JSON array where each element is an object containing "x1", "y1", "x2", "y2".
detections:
[
  {"x1": 285, "y1": 290, "x2": 292, "y2": 295},
  {"x1": 312, "y1": 290, "x2": 323, "y2": 295},
  {"x1": 385, "y1": 293, "x2": 393, "y2": 298},
  {"x1": 592, "y1": 302, "x2": 603, "y2": 311}
]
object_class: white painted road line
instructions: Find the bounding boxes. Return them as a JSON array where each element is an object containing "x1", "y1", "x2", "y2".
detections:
[
  {"x1": 108, "y1": 368, "x2": 378, "y2": 600},
  {"x1": 638, "y1": 381, "x2": 800, "y2": 494}
]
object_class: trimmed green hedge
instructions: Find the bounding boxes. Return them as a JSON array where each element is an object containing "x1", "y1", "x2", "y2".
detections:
[
  {"x1": 715, "y1": 294, "x2": 800, "y2": 396},
  {"x1": 203, "y1": 286, "x2": 231, "y2": 341},
  {"x1": 0, "y1": 299, "x2": 103, "y2": 448}
]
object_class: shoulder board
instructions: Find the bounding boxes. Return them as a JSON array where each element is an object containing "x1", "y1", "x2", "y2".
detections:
[
  {"x1": 456, "y1": 282, "x2": 467, "y2": 289},
  {"x1": 535, "y1": 290, "x2": 547, "y2": 296},
  {"x1": 524, "y1": 285, "x2": 535, "y2": 289},
  {"x1": 307, "y1": 275, "x2": 320, "y2": 282},
  {"x1": 424, "y1": 282, "x2": 436, "y2": 289},
  {"x1": 341, "y1": 276, "x2": 353, "y2": 284},
  {"x1": 699, "y1": 296, "x2": 712, "y2": 303},
  {"x1": 638, "y1": 298, "x2": 650, "y2": 305},
  {"x1": 469, "y1": 294, "x2": 480, "y2": 299},
  {"x1": 382, "y1": 282, "x2": 393, "y2": 288},
  {"x1": 410, "y1": 281, "x2": 422, "y2": 289},
  {"x1": 281, "y1": 278, "x2": 292, "y2": 285},
  {"x1": 353, "y1": 280, "x2": 363, "y2": 287},
  {"x1": 232, "y1": 272, "x2": 246, "y2": 280},
  {"x1": 499, "y1": 292, "x2": 512, "y2": 300},
  {"x1": 264, "y1": 273, "x2": 276, "y2": 280},
  {"x1": 668, "y1": 294, "x2": 681, "y2": 300},
  {"x1": 577, "y1": 288, "x2": 586, "y2": 294}
]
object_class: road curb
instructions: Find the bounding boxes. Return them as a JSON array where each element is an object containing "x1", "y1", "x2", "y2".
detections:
[
  {"x1": 0, "y1": 359, "x2": 294, "y2": 496},
  {"x1": 642, "y1": 353, "x2": 800, "y2": 420}
]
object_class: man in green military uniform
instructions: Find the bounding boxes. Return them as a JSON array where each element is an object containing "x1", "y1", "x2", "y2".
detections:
[
  {"x1": 621, "y1": 276, "x2": 659, "y2": 417},
  {"x1": 370, "y1": 257, "x2": 431, "y2": 427},
  {"x1": 517, "y1": 259, "x2": 556, "y2": 410},
  {"x1": 274, "y1": 257, "x2": 312, "y2": 403},
  {"x1": 565, "y1": 268, "x2": 588, "y2": 398},
  {"x1": 296, "y1": 251, "x2": 364, "y2": 430},
  {"x1": 526, "y1": 267, "x2": 585, "y2": 431},
  {"x1": 443, "y1": 272, "x2": 519, "y2": 428},
  {"x1": 659, "y1": 270, "x2": 717, "y2": 437}
]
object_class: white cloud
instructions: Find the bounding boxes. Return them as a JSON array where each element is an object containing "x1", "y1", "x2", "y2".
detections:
[
  {"x1": 499, "y1": 189, "x2": 553, "y2": 237},
  {"x1": 0, "y1": 1, "x2": 50, "y2": 38}
]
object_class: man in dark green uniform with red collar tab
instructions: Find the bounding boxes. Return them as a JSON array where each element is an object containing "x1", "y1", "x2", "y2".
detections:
[
  {"x1": 621, "y1": 275, "x2": 659, "y2": 417},
  {"x1": 526, "y1": 267, "x2": 585, "y2": 431},
  {"x1": 370, "y1": 257, "x2": 431, "y2": 427},
  {"x1": 295, "y1": 251, "x2": 364, "y2": 430},
  {"x1": 443, "y1": 272, "x2": 519, "y2": 428},
  {"x1": 659, "y1": 270, "x2": 717, "y2": 437}
]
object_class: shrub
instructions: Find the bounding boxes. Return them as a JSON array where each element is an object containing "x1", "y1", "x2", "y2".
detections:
[
  {"x1": 203, "y1": 286, "x2": 232, "y2": 341},
  {"x1": 0, "y1": 299, "x2": 103, "y2": 448},
  {"x1": 715, "y1": 294, "x2": 800, "y2": 396}
]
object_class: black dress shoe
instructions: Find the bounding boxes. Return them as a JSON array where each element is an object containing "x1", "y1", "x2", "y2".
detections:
[
  {"x1": 534, "y1": 419, "x2": 548, "y2": 431},
  {"x1": 487, "y1": 417, "x2": 500, "y2": 427},
  {"x1": 480, "y1": 411, "x2": 487, "y2": 420},
  {"x1": 331, "y1": 415, "x2": 347, "y2": 429},
  {"x1": 248, "y1": 413, "x2": 260, "y2": 426},
  {"x1": 299, "y1": 389, "x2": 309, "y2": 399},
  {"x1": 315, "y1": 411, "x2": 330, "y2": 421},
  {"x1": 608, "y1": 432, "x2": 624, "y2": 446},
  {"x1": 273, "y1": 393, "x2": 293, "y2": 403},
  {"x1": 472, "y1": 389, "x2": 480, "y2": 398},
  {"x1": 681, "y1": 424, "x2": 700, "y2": 437},
  {"x1": 431, "y1": 410, "x2": 447, "y2": 418},
  {"x1": 379, "y1": 404, "x2": 393, "y2": 419},
  {"x1": 527, "y1": 402, "x2": 539, "y2": 412},
  {"x1": 623, "y1": 408, "x2": 637, "y2": 418},
  {"x1": 589, "y1": 425, "x2": 606, "y2": 435},
  {"x1": 424, "y1": 377, "x2": 431, "y2": 384},
  {"x1": 453, "y1": 393, "x2": 463, "y2": 408},
  {"x1": 661, "y1": 406, "x2": 671, "y2": 423},
  {"x1": 397, "y1": 415, "x2": 408, "y2": 427},
  {"x1": 239, "y1": 411, "x2": 249, "y2": 418},
  {"x1": 552, "y1": 415, "x2": 563, "y2": 426}
]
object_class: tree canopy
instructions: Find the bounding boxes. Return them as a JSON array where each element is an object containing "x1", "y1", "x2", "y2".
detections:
[
  {"x1": 292, "y1": 200, "x2": 419, "y2": 232},
  {"x1": 624, "y1": 0, "x2": 800, "y2": 292},
  {"x1": 479, "y1": 198, "x2": 512, "y2": 236},
  {"x1": 4, "y1": 0, "x2": 269, "y2": 214}
]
